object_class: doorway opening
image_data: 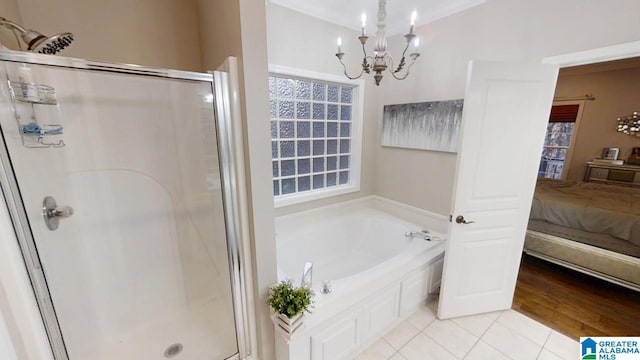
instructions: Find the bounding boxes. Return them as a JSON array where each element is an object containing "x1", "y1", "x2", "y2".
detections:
[{"x1": 519, "y1": 43, "x2": 640, "y2": 338}]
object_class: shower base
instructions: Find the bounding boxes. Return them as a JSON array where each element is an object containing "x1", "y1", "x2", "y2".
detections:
[{"x1": 71, "y1": 297, "x2": 237, "y2": 360}]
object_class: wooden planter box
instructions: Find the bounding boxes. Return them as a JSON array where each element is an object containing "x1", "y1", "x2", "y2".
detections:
[{"x1": 272, "y1": 312, "x2": 304, "y2": 340}]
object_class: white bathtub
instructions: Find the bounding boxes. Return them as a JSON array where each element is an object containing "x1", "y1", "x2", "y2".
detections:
[
  {"x1": 274, "y1": 196, "x2": 447, "y2": 360},
  {"x1": 277, "y1": 207, "x2": 443, "y2": 294}
]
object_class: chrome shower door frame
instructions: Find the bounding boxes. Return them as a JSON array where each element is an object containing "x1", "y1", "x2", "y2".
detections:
[{"x1": 0, "y1": 50, "x2": 255, "y2": 360}]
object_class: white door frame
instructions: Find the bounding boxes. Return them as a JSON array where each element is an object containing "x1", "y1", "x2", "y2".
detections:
[
  {"x1": 542, "y1": 41, "x2": 640, "y2": 180},
  {"x1": 543, "y1": 41, "x2": 640, "y2": 68}
]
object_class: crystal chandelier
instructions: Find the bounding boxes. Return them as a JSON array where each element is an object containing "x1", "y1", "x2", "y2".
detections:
[
  {"x1": 335, "y1": 0, "x2": 420, "y2": 86},
  {"x1": 617, "y1": 111, "x2": 640, "y2": 137}
]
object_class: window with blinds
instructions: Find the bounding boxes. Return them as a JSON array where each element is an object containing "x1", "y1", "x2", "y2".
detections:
[{"x1": 538, "y1": 104, "x2": 580, "y2": 179}]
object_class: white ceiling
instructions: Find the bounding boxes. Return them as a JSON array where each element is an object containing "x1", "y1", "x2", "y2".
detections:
[{"x1": 269, "y1": 0, "x2": 486, "y2": 36}]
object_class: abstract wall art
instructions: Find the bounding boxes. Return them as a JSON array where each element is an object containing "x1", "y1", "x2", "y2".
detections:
[{"x1": 381, "y1": 99, "x2": 464, "y2": 153}]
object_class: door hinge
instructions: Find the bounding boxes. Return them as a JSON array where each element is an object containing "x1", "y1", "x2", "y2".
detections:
[{"x1": 449, "y1": 214, "x2": 452, "y2": 222}]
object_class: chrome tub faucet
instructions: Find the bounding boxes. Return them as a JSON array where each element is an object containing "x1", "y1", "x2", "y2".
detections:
[
  {"x1": 405, "y1": 229, "x2": 431, "y2": 241},
  {"x1": 301, "y1": 261, "x2": 313, "y2": 289}
]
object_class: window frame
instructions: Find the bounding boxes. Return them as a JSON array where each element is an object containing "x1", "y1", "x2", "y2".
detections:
[
  {"x1": 268, "y1": 64, "x2": 365, "y2": 208},
  {"x1": 539, "y1": 100, "x2": 585, "y2": 180}
]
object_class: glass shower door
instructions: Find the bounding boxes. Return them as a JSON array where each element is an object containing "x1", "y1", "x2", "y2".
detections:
[{"x1": 0, "y1": 59, "x2": 238, "y2": 360}]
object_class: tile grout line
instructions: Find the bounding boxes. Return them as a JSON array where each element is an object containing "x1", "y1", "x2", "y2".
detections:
[
  {"x1": 382, "y1": 337, "x2": 399, "y2": 360},
  {"x1": 461, "y1": 311, "x2": 506, "y2": 360},
  {"x1": 483, "y1": 309, "x2": 551, "y2": 360},
  {"x1": 497, "y1": 310, "x2": 553, "y2": 347},
  {"x1": 422, "y1": 332, "x2": 461, "y2": 359},
  {"x1": 476, "y1": 312, "x2": 521, "y2": 360},
  {"x1": 542, "y1": 331, "x2": 575, "y2": 360},
  {"x1": 389, "y1": 350, "x2": 407, "y2": 360},
  {"x1": 534, "y1": 329, "x2": 553, "y2": 359},
  {"x1": 445, "y1": 317, "x2": 483, "y2": 359},
  {"x1": 388, "y1": 322, "x2": 424, "y2": 356},
  {"x1": 390, "y1": 305, "x2": 439, "y2": 357},
  {"x1": 378, "y1": 304, "x2": 438, "y2": 359},
  {"x1": 480, "y1": 341, "x2": 516, "y2": 360}
]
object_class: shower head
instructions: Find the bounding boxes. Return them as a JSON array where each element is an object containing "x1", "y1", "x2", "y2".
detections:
[
  {"x1": 0, "y1": 17, "x2": 74, "y2": 55},
  {"x1": 24, "y1": 31, "x2": 74, "y2": 55}
]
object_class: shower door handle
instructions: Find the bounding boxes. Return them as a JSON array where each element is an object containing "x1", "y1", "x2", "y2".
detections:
[{"x1": 42, "y1": 196, "x2": 73, "y2": 231}]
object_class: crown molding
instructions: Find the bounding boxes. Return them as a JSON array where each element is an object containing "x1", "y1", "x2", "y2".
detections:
[{"x1": 269, "y1": 0, "x2": 486, "y2": 36}]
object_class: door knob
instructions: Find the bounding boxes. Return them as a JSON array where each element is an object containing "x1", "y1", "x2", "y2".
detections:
[
  {"x1": 42, "y1": 196, "x2": 73, "y2": 231},
  {"x1": 455, "y1": 215, "x2": 475, "y2": 224}
]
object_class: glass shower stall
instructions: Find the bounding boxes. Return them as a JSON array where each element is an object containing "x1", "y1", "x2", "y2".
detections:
[{"x1": 0, "y1": 51, "x2": 249, "y2": 360}]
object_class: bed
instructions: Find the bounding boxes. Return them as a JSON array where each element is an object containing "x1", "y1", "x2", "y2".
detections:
[{"x1": 524, "y1": 178, "x2": 640, "y2": 291}]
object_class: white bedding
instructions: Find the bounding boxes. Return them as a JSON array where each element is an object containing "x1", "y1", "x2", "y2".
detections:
[{"x1": 530, "y1": 179, "x2": 640, "y2": 246}]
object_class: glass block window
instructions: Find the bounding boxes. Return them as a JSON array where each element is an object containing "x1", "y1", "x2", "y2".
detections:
[
  {"x1": 537, "y1": 104, "x2": 580, "y2": 179},
  {"x1": 269, "y1": 73, "x2": 356, "y2": 200}
]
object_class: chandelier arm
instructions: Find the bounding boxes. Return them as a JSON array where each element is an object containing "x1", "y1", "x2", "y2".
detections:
[
  {"x1": 361, "y1": 43, "x2": 372, "y2": 74},
  {"x1": 336, "y1": 55, "x2": 365, "y2": 80},
  {"x1": 388, "y1": 56, "x2": 419, "y2": 81},
  {"x1": 361, "y1": 42, "x2": 368, "y2": 57},
  {"x1": 386, "y1": 55, "x2": 398, "y2": 76},
  {"x1": 392, "y1": 42, "x2": 412, "y2": 74}
]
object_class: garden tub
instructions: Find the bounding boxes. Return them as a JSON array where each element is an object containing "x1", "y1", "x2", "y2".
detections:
[{"x1": 274, "y1": 196, "x2": 447, "y2": 360}]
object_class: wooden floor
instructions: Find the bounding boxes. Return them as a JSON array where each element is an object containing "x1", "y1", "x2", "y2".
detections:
[{"x1": 512, "y1": 254, "x2": 640, "y2": 340}]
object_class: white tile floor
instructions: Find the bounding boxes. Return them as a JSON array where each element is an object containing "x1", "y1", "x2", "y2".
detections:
[{"x1": 355, "y1": 298, "x2": 578, "y2": 360}]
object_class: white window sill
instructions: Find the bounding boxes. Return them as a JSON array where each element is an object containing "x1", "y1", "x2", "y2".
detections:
[{"x1": 274, "y1": 184, "x2": 360, "y2": 208}]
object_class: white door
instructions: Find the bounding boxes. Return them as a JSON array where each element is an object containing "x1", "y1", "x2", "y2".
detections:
[{"x1": 438, "y1": 61, "x2": 559, "y2": 319}]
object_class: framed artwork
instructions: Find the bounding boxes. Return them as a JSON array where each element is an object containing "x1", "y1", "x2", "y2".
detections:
[
  {"x1": 381, "y1": 99, "x2": 463, "y2": 153},
  {"x1": 602, "y1": 147, "x2": 620, "y2": 160}
]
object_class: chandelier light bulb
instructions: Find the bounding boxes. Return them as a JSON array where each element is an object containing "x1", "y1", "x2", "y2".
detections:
[
  {"x1": 361, "y1": 12, "x2": 367, "y2": 35},
  {"x1": 337, "y1": 37, "x2": 342, "y2": 53},
  {"x1": 409, "y1": 10, "x2": 417, "y2": 34},
  {"x1": 413, "y1": 37, "x2": 420, "y2": 48}
]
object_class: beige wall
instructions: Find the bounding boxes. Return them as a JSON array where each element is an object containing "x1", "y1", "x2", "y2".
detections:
[
  {"x1": 236, "y1": 0, "x2": 277, "y2": 358},
  {"x1": 375, "y1": 0, "x2": 640, "y2": 216},
  {"x1": 266, "y1": 4, "x2": 380, "y2": 216},
  {"x1": 4, "y1": 0, "x2": 203, "y2": 71},
  {"x1": 198, "y1": 1, "x2": 277, "y2": 359},
  {"x1": 557, "y1": 67, "x2": 640, "y2": 181},
  {"x1": 0, "y1": 1, "x2": 23, "y2": 50},
  {"x1": 196, "y1": 0, "x2": 241, "y2": 70},
  {"x1": 266, "y1": 4, "x2": 358, "y2": 78}
]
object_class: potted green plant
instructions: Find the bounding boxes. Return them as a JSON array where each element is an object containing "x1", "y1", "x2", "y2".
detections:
[{"x1": 268, "y1": 281, "x2": 314, "y2": 336}]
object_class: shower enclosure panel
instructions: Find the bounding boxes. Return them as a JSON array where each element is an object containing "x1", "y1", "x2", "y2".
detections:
[{"x1": 0, "y1": 57, "x2": 239, "y2": 359}]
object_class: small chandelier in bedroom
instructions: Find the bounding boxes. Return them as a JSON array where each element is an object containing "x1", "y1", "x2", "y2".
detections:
[
  {"x1": 335, "y1": 0, "x2": 421, "y2": 86},
  {"x1": 616, "y1": 111, "x2": 640, "y2": 137}
]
